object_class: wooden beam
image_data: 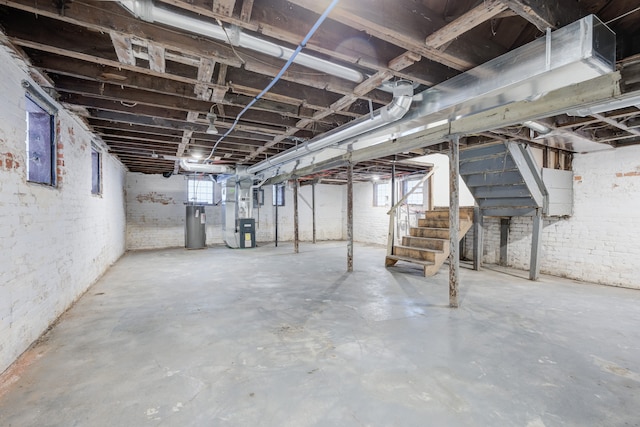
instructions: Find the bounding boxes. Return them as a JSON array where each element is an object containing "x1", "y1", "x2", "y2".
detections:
[
  {"x1": 425, "y1": 0, "x2": 509, "y2": 49},
  {"x1": 500, "y1": 0, "x2": 586, "y2": 31},
  {"x1": 12, "y1": 38, "x2": 224, "y2": 92},
  {"x1": 109, "y1": 31, "x2": 135, "y2": 65},
  {"x1": 388, "y1": 51, "x2": 422, "y2": 72},
  {"x1": 287, "y1": 0, "x2": 506, "y2": 71},
  {"x1": 240, "y1": 0, "x2": 254, "y2": 22},
  {"x1": 449, "y1": 135, "x2": 460, "y2": 308},
  {"x1": 213, "y1": 0, "x2": 236, "y2": 17},
  {"x1": 147, "y1": 42, "x2": 166, "y2": 73}
]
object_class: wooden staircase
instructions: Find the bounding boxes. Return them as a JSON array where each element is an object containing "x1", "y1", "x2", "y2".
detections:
[{"x1": 385, "y1": 207, "x2": 474, "y2": 276}]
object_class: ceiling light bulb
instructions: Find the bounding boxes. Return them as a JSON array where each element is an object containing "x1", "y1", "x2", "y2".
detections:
[{"x1": 206, "y1": 124, "x2": 218, "y2": 134}]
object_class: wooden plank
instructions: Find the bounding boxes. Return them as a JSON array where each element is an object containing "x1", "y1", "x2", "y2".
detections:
[
  {"x1": 147, "y1": 42, "x2": 166, "y2": 73},
  {"x1": 500, "y1": 0, "x2": 586, "y2": 31},
  {"x1": 240, "y1": 0, "x2": 254, "y2": 22},
  {"x1": 388, "y1": 51, "x2": 421, "y2": 72},
  {"x1": 287, "y1": 0, "x2": 506, "y2": 71},
  {"x1": 12, "y1": 38, "x2": 224, "y2": 92},
  {"x1": 425, "y1": 0, "x2": 508, "y2": 49},
  {"x1": 109, "y1": 31, "x2": 135, "y2": 65},
  {"x1": 213, "y1": 0, "x2": 236, "y2": 17}
]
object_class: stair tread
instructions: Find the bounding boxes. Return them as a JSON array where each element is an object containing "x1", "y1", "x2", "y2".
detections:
[
  {"x1": 394, "y1": 245, "x2": 443, "y2": 254},
  {"x1": 386, "y1": 254, "x2": 435, "y2": 266},
  {"x1": 404, "y1": 236, "x2": 448, "y2": 241}
]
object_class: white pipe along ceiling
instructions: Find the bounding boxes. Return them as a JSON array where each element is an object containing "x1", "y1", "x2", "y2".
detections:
[{"x1": 117, "y1": 0, "x2": 365, "y2": 84}]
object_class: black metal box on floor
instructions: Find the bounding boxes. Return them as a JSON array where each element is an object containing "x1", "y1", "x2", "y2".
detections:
[{"x1": 238, "y1": 218, "x2": 256, "y2": 248}]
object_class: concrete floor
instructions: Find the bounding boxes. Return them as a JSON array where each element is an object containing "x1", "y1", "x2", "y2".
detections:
[{"x1": 1, "y1": 241, "x2": 639, "y2": 426}]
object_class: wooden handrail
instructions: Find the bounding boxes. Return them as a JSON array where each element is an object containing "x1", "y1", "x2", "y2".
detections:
[
  {"x1": 386, "y1": 167, "x2": 437, "y2": 256},
  {"x1": 387, "y1": 167, "x2": 437, "y2": 215}
]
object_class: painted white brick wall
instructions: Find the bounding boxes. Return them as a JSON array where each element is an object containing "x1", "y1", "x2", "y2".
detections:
[
  {"x1": 126, "y1": 176, "x2": 344, "y2": 248},
  {"x1": 125, "y1": 172, "x2": 225, "y2": 249},
  {"x1": 353, "y1": 181, "x2": 389, "y2": 245},
  {"x1": 464, "y1": 146, "x2": 640, "y2": 289},
  {"x1": 0, "y1": 44, "x2": 126, "y2": 375}
]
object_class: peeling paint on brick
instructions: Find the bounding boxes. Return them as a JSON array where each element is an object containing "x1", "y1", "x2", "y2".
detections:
[{"x1": 136, "y1": 192, "x2": 175, "y2": 205}]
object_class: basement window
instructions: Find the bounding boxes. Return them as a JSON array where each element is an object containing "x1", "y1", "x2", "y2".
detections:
[
  {"x1": 272, "y1": 184, "x2": 285, "y2": 206},
  {"x1": 25, "y1": 93, "x2": 56, "y2": 186},
  {"x1": 187, "y1": 176, "x2": 214, "y2": 205},
  {"x1": 91, "y1": 146, "x2": 101, "y2": 195},
  {"x1": 403, "y1": 178, "x2": 424, "y2": 205},
  {"x1": 373, "y1": 182, "x2": 390, "y2": 207},
  {"x1": 253, "y1": 188, "x2": 264, "y2": 207}
]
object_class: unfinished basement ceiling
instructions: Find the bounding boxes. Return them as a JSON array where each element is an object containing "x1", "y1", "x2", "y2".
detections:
[{"x1": 0, "y1": 0, "x2": 639, "y2": 179}]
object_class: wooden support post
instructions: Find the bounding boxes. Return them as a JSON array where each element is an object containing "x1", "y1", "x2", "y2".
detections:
[
  {"x1": 530, "y1": 209, "x2": 543, "y2": 280},
  {"x1": 312, "y1": 182, "x2": 317, "y2": 244},
  {"x1": 347, "y1": 162, "x2": 354, "y2": 272},
  {"x1": 500, "y1": 218, "x2": 510, "y2": 266},
  {"x1": 293, "y1": 179, "x2": 299, "y2": 254},
  {"x1": 473, "y1": 206, "x2": 483, "y2": 271},
  {"x1": 449, "y1": 136, "x2": 460, "y2": 308}
]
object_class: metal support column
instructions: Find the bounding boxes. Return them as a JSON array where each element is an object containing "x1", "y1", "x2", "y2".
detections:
[
  {"x1": 274, "y1": 186, "x2": 279, "y2": 247},
  {"x1": 347, "y1": 162, "x2": 354, "y2": 272},
  {"x1": 500, "y1": 218, "x2": 510, "y2": 266},
  {"x1": 530, "y1": 209, "x2": 543, "y2": 280},
  {"x1": 449, "y1": 136, "x2": 460, "y2": 308},
  {"x1": 391, "y1": 159, "x2": 396, "y2": 207},
  {"x1": 473, "y1": 205, "x2": 483, "y2": 271},
  {"x1": 293, "y1": 179, "x2": 299, "y2": 253},
  {"x1": 312, "y1": 182, "x2": 317, "y2": 244}
]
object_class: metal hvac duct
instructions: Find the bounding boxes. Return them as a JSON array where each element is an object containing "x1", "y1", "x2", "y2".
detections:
[
  {"x1": 117, "y1": 0, "x2": 364, "y2": 84},
  {"x1": 246, "y1": 80, "x2": 414, "y2": 175},
  {"x1": 179, "y1": 159, "x2": 235, "y2": 174},
  {"x1": 254, "y1": 15, "x2": 616, "y2": 175}
]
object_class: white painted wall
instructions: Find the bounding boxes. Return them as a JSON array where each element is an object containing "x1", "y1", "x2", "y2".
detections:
[
  {"x1": 353, "y1": 181, "x2": 389, "y2": 245},
  {"x1": 0, "y1": 44, "x2": 126, "y2": 375},
  {"x1": 420, "y1": 153, "x2": 475, "y2": 207},
  {"x1": 125, "y1": 176, "x2": 344, "y2": 248},
  {"x1": 464, "y1": 145, "x2": 640, "y2": 289}
]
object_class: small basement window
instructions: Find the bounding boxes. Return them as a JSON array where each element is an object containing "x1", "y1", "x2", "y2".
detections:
[
  {"x1": 187, "y1": 176, "x2": 214, "y2": 205},
  {"x1": 25, "y1": 93, "x2": 56, "y2": 186},
  {"x1": 91, "y1": 146, "x2": 101, "y2": 195},
  {"x1": 403, "y1": 178, "x2": 424, "y2": 205},
  {"x1": 272, "y1": 184, "x2": 285, "y2": 206},
  {"x1": 373, "y1": 181, "x2": 390, "y2": 207}
]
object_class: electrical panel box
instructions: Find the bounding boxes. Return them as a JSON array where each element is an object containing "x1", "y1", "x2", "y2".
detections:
[{"x1": 542, "y1": 168, "x2": 573, "y2": 217}]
